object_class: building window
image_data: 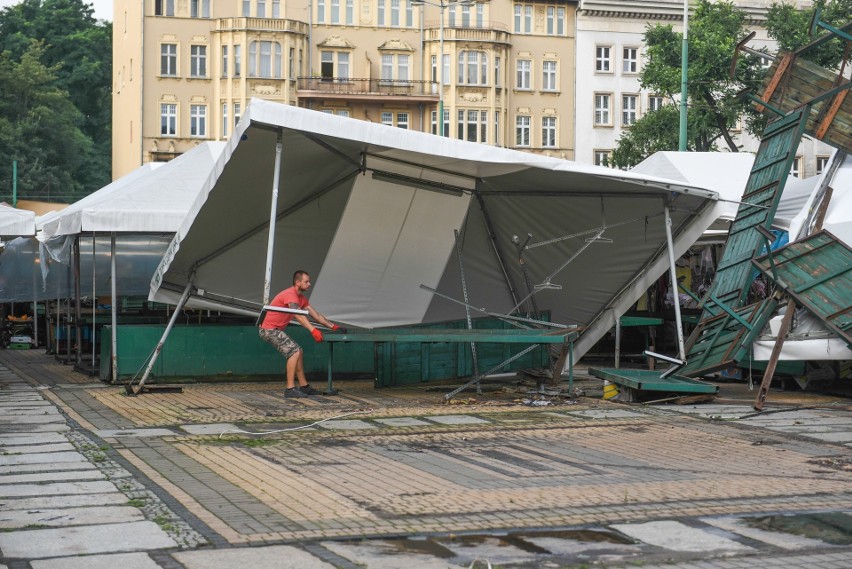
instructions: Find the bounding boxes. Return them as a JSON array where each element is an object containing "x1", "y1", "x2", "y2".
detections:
[
  {"x1": 623, "y1": 47, "x2": 639, "y2": 74},
  {"x1": 273, "y1": 0, "x2": 281, "y2": 18},
  {"x1": 515, "y1": 115, "x2": 530, "y2": 146},
  {"x1": 391, "y1": 0, "x2": 400, "y2": 27},
  {"x1": 317, "y1": 0, "x2": 325, "y2": 23},
  {"x1": 406, "y1": 0, "x2": 414, "y2": 26},
  {"x1": 790, "y1": 156, "x2": 802, "y2": 178},
  {"x1": 458, "y1": 51, "x2": 487, "y2": 85},
  {"x1": 249, "y1": 41, "x2": 282, "y2": 78},
  {"x1": 331, "y1": 0, "x2": 340, "y2": 23},
  {"x1": 494, "y1": 111, "x2": 499, "y2": 145},
  {"x1": 155, "y1": 0, "x2": 175, "y2": 16},
  {"x1": 594, "y1": 93, "x2": 611, "y2": 126},
  {"x1": 476, "y1": 3, "x2": 484, "y2": 28},
  {"x1": 595, "y1": 46, "x2": 611, "y2": 72},
  {"x1": 516, "y1": 59, "x2": 531, "y2": 90},
  {"x1": 190, "y1": 45, "x2": 207, "y2": 78},
  {"x1": 378, "y1": 0, "x2": 385, "y2": 26},
  {"x1": 443, "y1": 53, "x2": 450, "y2": 84},
  {"x1": 160, "y1": 43, "x2": 177, "y2": 76},
  {"x1": 321, "y1": 51, "x2": 351, "y2": 79},
  {"x1": 397, "y1": 112, "x2": 409, "y2": 129},
  {"x1": 594, "y1": 150, "x2": 611, "y2": 167},
  {"x1": 221, "y1": 46, "x2": 228, "y2": 77},
  {"x1": 346, "y1": 0, "x2": 354, "y2": 24},
  {"x1": 289, "y1": 47, "x2": 295, "y2": 77},
  {"x1": 222, "y1": 103, "x2": 228, "y2": 138},
  {"x1": 816, "y1": 155, "x2": 829, "y2": 175},
  {"x1": 190, "y1": 105, "x2": 207, "y2": 137},
  {"x1": 494, "y1": 56, "x2": 500, "y2": 87},
  {"x1": 380, "y1": 54, "x2": 409, "y2": 81},
  {"x1": 257, "y1": 0, "x2": 266, "y2": 17},
  {"x1": 234, "y1": 102, "x2": 241, "y2": 127},
  {"x1": 431, "y1": 109, "x2": 450, "y2": 136},
  {"x1": 542, "y1": 116, "x2": 556, "y2": 147},
  {"x1": 190, "y1": 0, "x2": 210, "y2": 18},
  {"x1": 542, "y1": 60, "x2": 557, "y2": 91},
  {"x1": 461, "y1": 4, "x2": 471, "y2": 27},
  {"x1": 514, "y1": 4, "x2": 532, "y2": 34},
  {"x1": 160, "y1": 103, "x2": 177, "y2": 136},
  {"x1": 648, "y1": 95, "x2": 664, "y2": 112},
  {"x1": 242, "y1": 0, "x2": 250, "y2": 16},
  {"x1": 622, "y1": 94, "x2": 638, "y2": 126},
  {"x1": 546, "y1": 6, "x2": 565, "y2": 36},
  {"x1": 457, "y1": 109, "x2": 487, "y2": 142},
  {"x1": 234, "y1": 45, "x2": 242, "y2": 77},
  {"x1": 381, "y1": 111, "x2": 393, "y2": 126}
]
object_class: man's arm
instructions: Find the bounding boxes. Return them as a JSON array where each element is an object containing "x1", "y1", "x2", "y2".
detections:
[{"x1": 307, "y1": 305, "x2": 336, "y2": 329}]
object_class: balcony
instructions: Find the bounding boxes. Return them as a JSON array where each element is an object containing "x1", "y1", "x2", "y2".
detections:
[
  {"x1": 297, "y1": 78, "x2": 439, "y2": 102},
  {"x1": 423, "y1": 22, "x2": 511, "y2": 45},
  {"x1": 215, "y1": 17, "x2": 308, "y2": 35}
]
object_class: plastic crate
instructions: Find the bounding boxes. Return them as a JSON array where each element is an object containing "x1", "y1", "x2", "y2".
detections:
[{"x1": 9, "y1": 342, "x2": 31, "y2": 350}]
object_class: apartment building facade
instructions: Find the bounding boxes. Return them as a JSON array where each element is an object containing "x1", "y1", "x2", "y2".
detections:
[
  {"x1": 575, "y1": 0, "x2": 834, "y2": 177},
  {"x1": 112, "y1": 0, "x2": 579, "y2": 179}
]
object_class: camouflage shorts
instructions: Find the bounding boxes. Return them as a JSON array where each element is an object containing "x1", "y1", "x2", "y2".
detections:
[{"x1": 259, "y1": 328, "x2": 302, "y2": 359}]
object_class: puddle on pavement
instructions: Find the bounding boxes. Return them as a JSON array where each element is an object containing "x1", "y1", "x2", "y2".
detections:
[
  {"x1": 743, "y1": 512, "x2": 852, "y2": 545},
  {"x1": 381, "y1": 537, "x2": 456, "y2": 558}
]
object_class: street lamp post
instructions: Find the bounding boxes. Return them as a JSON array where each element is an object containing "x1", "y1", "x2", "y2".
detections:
[{"x1": 413, "y1": 0, "x2": 474, "y2": 137}]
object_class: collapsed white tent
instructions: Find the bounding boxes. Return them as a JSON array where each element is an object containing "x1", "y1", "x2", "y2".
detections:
[
  {"x1": 0, "y1": 204, "x2": 36, "y2": 238},
  {"x1": 753, "y1": 150, "x2": 852, "y2": 363},
  {"x1": 151, "y1": 100, "x2": 723, "y2": 364},
  {"x1": 631, "y1": 151, "x2": 811, "y2": 232}
]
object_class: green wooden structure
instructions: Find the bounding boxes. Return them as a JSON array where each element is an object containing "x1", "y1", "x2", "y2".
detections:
[
  {"x1": 589, "y1": 367, "x2": 718, "y2": 395},
  {"x1": 753, "y1": 230, "x2": 852, "y2": 346}
]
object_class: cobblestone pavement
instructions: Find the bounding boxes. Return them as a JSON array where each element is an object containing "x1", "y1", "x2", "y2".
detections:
[{"x1": 1, "y1": 348, "x2": 851, "y2": 568}]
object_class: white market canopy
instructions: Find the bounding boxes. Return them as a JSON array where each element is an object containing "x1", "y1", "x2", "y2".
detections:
[
  {"x1": 151, "y1": 99, "x2": 723, "y2": 360},
  {"x1": 0, "y1": 203, "x2": 36, "y2": 238}
]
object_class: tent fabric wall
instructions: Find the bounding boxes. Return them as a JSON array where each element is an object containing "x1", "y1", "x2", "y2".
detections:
[
  {"x1": 151, "y1": 99, "x2": 721, "y2": 362},
  {"x1": 0, "y1": 204, "x2": 36, "y2": 238}
]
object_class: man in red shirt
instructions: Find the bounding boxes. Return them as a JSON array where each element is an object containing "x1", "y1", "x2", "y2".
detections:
[{"x1": 259, "y1": 270, "x2": 340, "y2": 398}]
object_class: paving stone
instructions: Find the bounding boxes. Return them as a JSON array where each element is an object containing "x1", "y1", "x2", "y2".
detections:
[
  {"x1": 179, "y1": 423, "x2": 240, "y2": 435},
  {"x1": 0, "y1": 521, "x2": 176, "y2": 559},
  {"x1": 95, "y1": 428, "x2": 179, "y2": 438},
  {"x1": 0, "y1": 469, "x2": 105, "y2": 484},
  {"x1": 0, "y1": 492, "x2": 128, "y2": 510},
  {"x1": 0, "y1": 442, "x2": 75, "y2": 454},
  {"x1": 31, "y1": 552, "x2": 163, "y2": 569},
  {"x1": 0, "y1": 423, "x2": 70, "y2": 433},
  {"x1": 425, "y1": 415, "x2": 490, "y2": 425},
  {"x1": 0, "y1": 433, "x2": 68, "y2": 445},
  {"x1": 701, "y1": 516, "x2": 827, "y2": 550},
  {"x1": 0, "y1": 462, "x2": 98, "y2": 475},
  {"x1": 799, "y1": 431, "x2": 852, "y2": 443},
  {"x1": 0, "y1": 505, "x2": 144, "y2": 529},
  {"x1": 564, "y1": 409, "x2": 646, "y2": 419},
  {"x1": 173, "y1": 545, "x2": 336, "y2": 569},
  {"x1": 0, "y1": 414, "x2": 65, "y2": 424},
  {"x1": 374, "y1": 417, "x2": 431, "y2": 427},
  {"x1": 317, "y1": 419, "x2": 377, "y2": 430},
  {"x1": 611, "y1": 520, "x2": 754, "y2": 553},
  {"x1": 0, "y1": 451, "x2": 87, "y2": 467},
  {"x1": 0, "y1": 480, "x2": 119, "y2": 498},
  {"x1": 322, "y1": 540, "x2": 465, "y2": 569}
]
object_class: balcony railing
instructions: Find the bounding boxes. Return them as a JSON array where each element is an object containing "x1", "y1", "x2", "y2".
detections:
[
  {"x1": 424, "y1": 25, "x2": 511, "y2": 44},
  {"x1": 423, "y1": 20, "x2": 509, "y2": 32},
  {"x1": 215, "y1": 17, "x2": 308, "y2": 34},
  {"x1": 297, "y1": 77, "x2": 438, "y2": 97}
]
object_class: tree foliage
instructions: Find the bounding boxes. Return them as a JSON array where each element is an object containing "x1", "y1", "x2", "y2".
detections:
[
  {"x1": 765, "y1": 0, "x2": 852, "y2": 69},
  {"x1": 612, "y1": 0, "x2": 767, "y2": 169},
  {"x1": 0, "y1": 0, "x2": 111, "y2": 202}
]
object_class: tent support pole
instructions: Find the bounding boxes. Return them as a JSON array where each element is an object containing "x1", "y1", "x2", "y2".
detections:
[
  {"x1": 474, "y1": 192, "x2": 520, "y2": 308},
  {"x1": 111, "y1": 233, "x2": 118, "y2": 383},
  {"x1": 92, "y1": 234, "x2": 96, "y2": 373},
  {"x1": 129, "y1": 277, "x2": 193, "y2": 395},
  {"x1": 454, "y1": 230, "x2": 480, "y2": 387},
  {"x1": 665, "y1": 206, "x2": 687, "y2": 361},
  {"x1": 263, "y1": 130, "x2": 284, "y2": 306},
  {"x1": 73, "y1": 236, "x2": 82, "y2": 365}
]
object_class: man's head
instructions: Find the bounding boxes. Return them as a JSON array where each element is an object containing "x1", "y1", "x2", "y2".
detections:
[{"x1": 293, "y1": 270, "x2": 311, "y2": 292}]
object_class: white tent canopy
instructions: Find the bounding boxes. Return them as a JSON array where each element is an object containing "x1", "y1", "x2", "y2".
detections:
[
  {"x1": 631, "y1": 151, "x2": 810, "y2": 230},
  {"x1": 0, "y1": 204, "x2": 36, "y2": 238},
  {"x1": 151, "y1": 99, "x2": 723, "y2": 361}
]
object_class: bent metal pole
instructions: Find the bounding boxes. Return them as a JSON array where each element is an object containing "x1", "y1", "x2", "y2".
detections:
[
  {"x1": 262, "y1": 130, "x2": 284, "y2": 307},
  {"x1": 131, "y1": 277, "x2": 194, "y2": 394},
  {"x1": 110, "y1": 233, "x2": 118, "y2": 383},
  {"x1": 665, "y1": 205, "x2": 687, "y2": 361}
]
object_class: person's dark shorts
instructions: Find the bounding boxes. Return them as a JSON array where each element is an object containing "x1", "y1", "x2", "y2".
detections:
[{"x1": 259, "y1": 328, "x2": 301, "y2": 359}]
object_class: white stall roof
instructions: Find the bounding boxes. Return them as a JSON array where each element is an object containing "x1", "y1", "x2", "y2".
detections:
[
  {"x1": 0, "y1": 204, "x2": 36, "y2": 238},
  {"x1": 150, "y1": 99, "x2": 722, "y2": 360}
]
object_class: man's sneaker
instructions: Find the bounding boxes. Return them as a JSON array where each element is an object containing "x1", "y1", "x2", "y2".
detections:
[
  {"x1": 284, "y1": 386, "x2": 307, "y2": 398},
  {"x1": 299, "y1": 384, "x2": 320, "y2": 395}
]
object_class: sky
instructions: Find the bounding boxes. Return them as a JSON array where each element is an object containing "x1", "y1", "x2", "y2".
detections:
[{"x1": 0, "y1": 0, "x2": 113, "y2": 21}]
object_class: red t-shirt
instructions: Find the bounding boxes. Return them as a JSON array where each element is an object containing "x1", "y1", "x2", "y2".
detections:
[{"x1": 261, "y1": 287, "x2": 310, "y2": 330}]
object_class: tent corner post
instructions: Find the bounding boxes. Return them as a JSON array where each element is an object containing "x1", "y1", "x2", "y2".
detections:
[
  {"x1": 262, "y1": 129, "x2": 284, "y2": 307},
  {"x1": 664, "y1": 206, "x2": 687, "y2": 361}
]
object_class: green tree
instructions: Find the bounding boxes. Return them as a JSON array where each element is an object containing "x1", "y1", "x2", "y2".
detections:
[
  {"x1": 765, "y1": 0, "x2": 852, "y2": 69},
  {"x1": 0, "y1": 0, "x2": 111, "y2": 201},
  {"x1": 0, "y1": 41, "x2": 94, "y2": 201},
  {"x1": 612, "y1": 0, "x2": 766, "y2": 169}
]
